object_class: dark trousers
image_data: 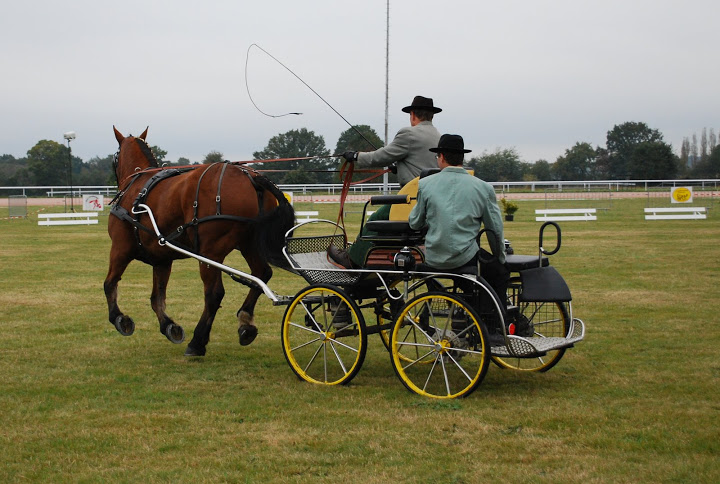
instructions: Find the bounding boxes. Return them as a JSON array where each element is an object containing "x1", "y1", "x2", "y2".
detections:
[
  {"x1": 418, "y1": 249, "x2": 510, "y2": 309},
  {"x1": 348, "y1": 204, "x2": 391, "y2": 267}
]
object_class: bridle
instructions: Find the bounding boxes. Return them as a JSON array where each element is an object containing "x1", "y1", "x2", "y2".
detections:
[{"x1": 113, "y1": 137, "x2": 160, "y2": 186}]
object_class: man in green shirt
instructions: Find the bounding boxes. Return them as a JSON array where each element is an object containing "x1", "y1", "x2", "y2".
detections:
[{"x1": 408, "y1": 134, "x2": 508, "y2": 299}]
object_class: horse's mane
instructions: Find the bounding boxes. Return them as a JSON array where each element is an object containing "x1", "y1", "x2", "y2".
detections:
[{"x1": 134, "y1": 137, "x2": 159, "y2": 168}]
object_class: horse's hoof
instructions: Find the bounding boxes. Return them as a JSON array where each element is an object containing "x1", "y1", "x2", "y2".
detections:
[
  {"x1": 164, "y1": 324, "x2": 185, "y2": 344},
  {"x1": 238, "y1": 325, "x2": 258, "y2": 346},
  {"x1": 184, "y1": 345, "x2": 205, "y2": 357},
  {"x1": 113, "y1": 315, "x2": 135, "y2": 336}
]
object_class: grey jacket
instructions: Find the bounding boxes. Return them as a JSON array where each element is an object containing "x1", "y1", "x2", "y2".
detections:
[{"x1": 356, "y1": 121, "x2": 441, "y2": 186}]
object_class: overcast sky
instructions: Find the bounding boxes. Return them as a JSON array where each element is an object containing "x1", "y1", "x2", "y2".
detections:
[{"x1": 1, "y1": 0, "x2": 718, "y2": 165}]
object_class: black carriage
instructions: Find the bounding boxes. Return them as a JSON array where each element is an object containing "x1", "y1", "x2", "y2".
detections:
[{"x1": 278, "y1": 195, "x2": 585, "y2": 399}]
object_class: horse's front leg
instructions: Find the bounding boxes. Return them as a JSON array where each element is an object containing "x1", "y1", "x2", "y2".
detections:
[
  {"x1": 104, "y1": 244, "x2": 135, "y2": 336},
  {"x1": 184, "y1": 263, "x2": 225, "y2": 357},
  {"x1": 151, "y1": 262, "x2": 185, "y2": 344}
]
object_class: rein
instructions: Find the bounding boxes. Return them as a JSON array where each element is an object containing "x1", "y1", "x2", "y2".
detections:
[
  {"x1": 333, "y1": 161, "x2": 391, "y2": 236},
  {"x1": 113, "y1": 143, "x2": 390, "y2": 244}
]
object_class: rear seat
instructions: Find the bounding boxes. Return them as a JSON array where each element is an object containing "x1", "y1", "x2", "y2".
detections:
[{"x1": 505, "y1": 254, "x2": 549, "y2": 272}]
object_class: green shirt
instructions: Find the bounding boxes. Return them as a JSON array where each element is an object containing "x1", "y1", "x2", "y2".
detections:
[{"x1": 408, "y1": 166, "x2": 506, "y2": 269}]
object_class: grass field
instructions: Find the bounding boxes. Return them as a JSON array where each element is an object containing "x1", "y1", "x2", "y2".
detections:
[{"x1": 1, "y1": 199, "x2": 718, "y2": 483}]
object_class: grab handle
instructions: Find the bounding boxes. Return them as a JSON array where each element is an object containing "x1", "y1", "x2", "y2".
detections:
[
  {"x1": 539, "y1": 222, "x2": 561, "y2": 260},
  {"x1": 369, "y1": 194, "x2": 410, "y2": 206},
  {"x1": 477, "y1": 228, "x2": 499, "y2": 264}
]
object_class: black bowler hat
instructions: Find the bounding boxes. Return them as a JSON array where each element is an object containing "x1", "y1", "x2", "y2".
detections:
[
  {"x1": 429, "y1": 134, "x2": 472, "y2": 154},
  {"x1": 402, "y1": 95, "x2": 442, "y2": 114}
]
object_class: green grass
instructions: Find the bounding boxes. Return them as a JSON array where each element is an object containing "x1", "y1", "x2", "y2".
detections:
[{"x1": 0, "y1": 199, "x2": 718, "y2": 483}]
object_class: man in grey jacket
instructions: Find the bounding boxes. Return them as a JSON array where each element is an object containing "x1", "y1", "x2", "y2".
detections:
[
  {"x1": 329, "y1": 95, "x2": 441, "y2": 268},
  {"x1": 343, "y1": 95, "x2": 442, "y2": 186}
]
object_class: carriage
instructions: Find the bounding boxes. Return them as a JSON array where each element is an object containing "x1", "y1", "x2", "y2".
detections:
[{"x1": 108, "y1": 128, "x2": 585, "y2": 399}]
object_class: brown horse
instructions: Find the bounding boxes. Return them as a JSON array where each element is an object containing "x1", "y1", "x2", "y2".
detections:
[{"x1": 105, "y1": 127, "x2": 295, "y2": 356}]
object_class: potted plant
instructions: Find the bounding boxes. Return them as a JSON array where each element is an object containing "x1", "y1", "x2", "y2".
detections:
[{"x1": 500, "y1": 198, "x2": 519, "y2": 221}]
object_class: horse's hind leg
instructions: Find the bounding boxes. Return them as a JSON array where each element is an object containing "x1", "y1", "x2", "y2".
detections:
[
  {"x1": 236, "y1": 244, "x2": 273, "y2": 346},
  {"x1": 185, "y1": 263, "x2": 225, "y2": 357},
  {"x1": 151, "y1": 262, "x2": 185, "y2": 344},
  {"x1": 104, "y1": 248, "x2": 135, "y2": 336}
]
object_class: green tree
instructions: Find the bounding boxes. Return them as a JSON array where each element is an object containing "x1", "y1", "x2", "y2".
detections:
[
  {"x1": 527, "y1": 159, "x2": 552, "y2": 181},
  {"x1": 552, "y1": 142, "x2": 597, "y2": 180},
  {"x1": 334, "y1": 125, "x2": 384, "y2": 154},
  {"x1": 150, "y1": 145, "x2": 167, "y2": 165},
  {"x1": 252, "y1": 128, "x2": 331, "y2": 183},
  {"x1": 334, "y1": 125, "x2": 395, "y2": 184},
  {"x1": 603, "y1": 122, "x2": 663, "y2": 179},
  {"x1": 627, "y1": 141, "x2": 678, "y2": 179},
  {"x1": 283, "y1": 168, "x2": 316, "y2": 185},
  {"x1": 76, "y1": 154, "x2": 114, "y2": 186},
  {"x1": 26, "y1": 140, "x2": 71, "y2": 185},
  {"x1": 0, "y1": 154, "x2": 32, "y2": 186},
  {"x1": 708, "y1": 144, "x2": 720, "y2": 177},
  {"x1": 466, "y1": 148, "x2": 525, "y2": 182},
  {"x1": 203, "y1": 151, "x2": 224, "y2": 164},
  {"x1": 691, "y1": 144, "x2": 720, "y2": 178}
]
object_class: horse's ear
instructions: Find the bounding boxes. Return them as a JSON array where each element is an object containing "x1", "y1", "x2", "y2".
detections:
[
  {"x1": 139, "y1": 127, "x2": 149, "y2": 141},
  {"x1": 113, "y1": 126, "x2": 124, "y2": 145}
]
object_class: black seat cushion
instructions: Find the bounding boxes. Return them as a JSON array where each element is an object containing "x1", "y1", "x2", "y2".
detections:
[
  {"x1": 505, "y1": 254, "x2": 549, "y2": 272},
  {"x1": 364, "y1": 220, "x2": 414, "y2": 234}
]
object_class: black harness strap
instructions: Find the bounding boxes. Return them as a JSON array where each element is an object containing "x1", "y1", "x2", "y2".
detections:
[
  {"x1": 216, "y1": 162, "x2": 229, "y2": 215},
  {"x1": 236, "y1": 165, "x2": 266, "y2": 217},
  {"x1": 110, "y1": 163, "x2": 273, "y2": 257},
  {"x1": 109, "y1": 170, "x2": 143, "y2": 206},
  {"x1": 134, "y1": 168, "x2": 190, "y2": 207}
]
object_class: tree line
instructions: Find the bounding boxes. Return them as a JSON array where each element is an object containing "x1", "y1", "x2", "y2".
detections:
[{"x1": 1, "y1": 121, "x2": 718, "y2": 188}]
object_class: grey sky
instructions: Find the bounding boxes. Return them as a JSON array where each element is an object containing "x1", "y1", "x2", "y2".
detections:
[{"x1": 1, "y1": 0, "x2": 717, "y2": 165}]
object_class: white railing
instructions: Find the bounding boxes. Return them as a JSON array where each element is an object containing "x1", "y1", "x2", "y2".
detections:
[
  {"x1": 278, "y1": 183, "x2": 400, "y2": 195},
  {"x1": 0, "y1": 186, "x2": 118, "y2": 197},
  {"x1": 1, "y1": 179, "x2": 718, "y2": 197}
]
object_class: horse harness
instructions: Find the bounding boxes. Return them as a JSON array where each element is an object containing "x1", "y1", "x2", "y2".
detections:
[{"x1": 111, "y1": 162, "x2": 268, "y2": 254}]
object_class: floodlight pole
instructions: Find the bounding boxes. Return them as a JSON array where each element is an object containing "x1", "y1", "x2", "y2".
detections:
[
  {"x1": 383, "y1": 0, "x2": 390, "y2": 194},
  {"x1": 64, "y1": 132, "x2": 76, "y2": 212}
]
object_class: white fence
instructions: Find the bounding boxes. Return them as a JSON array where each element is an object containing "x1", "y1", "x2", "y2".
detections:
[{"x1": 1, "y1": 179, "x2": 719, "y2": 198}]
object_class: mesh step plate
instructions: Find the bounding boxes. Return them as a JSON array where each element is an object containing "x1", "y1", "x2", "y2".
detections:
[{"x1": 491, "y1": 318, "x2": 585, "y2": 357}]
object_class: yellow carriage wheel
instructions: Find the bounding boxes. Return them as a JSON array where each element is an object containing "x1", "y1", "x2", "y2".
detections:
[
  {"x1": 390, "y1": 292, "x2": 490, "y2": 399},
  {"x1": 492, "y1": 301, "x2": 570, "y2": 372},
  {"x1": 281, "y1": 284, "x2": 367, "y2": 386}
]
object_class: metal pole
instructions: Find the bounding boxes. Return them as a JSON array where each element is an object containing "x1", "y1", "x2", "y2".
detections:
[
  {"x1": 382, "y1": 0, "x2": 390, "y2": 194},
  {"x1": 66, "y1": 138, "x2": 75, "y2": 212}
]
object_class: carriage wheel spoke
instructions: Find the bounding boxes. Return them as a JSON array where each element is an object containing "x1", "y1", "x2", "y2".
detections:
[{"x1": 282, "y1": 285, "x2": 367, "y2": 386}]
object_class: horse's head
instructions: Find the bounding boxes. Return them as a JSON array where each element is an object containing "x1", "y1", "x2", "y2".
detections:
[{"x1": 113, "y1": 126, "x2": 159, "y2": 184}]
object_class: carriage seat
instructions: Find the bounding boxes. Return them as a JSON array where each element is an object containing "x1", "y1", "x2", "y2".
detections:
[
  {"x1": 419, "y1": 168, "x2": 441, "y2": 179},
  {"x1": 360, "y1": 220, "x2": 425, "y2": 245},
  {"x1": 505, "y1": 254, "x2": 549, "y2": 272}
]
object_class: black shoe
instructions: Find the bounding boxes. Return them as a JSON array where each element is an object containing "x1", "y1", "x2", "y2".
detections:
[
  {"x1": 487, "y1": 331, "x2": 506, "y2": 347},
  {"x1": 330, "y1": 302, "x2": 352, "y2": 329},
  {"x1": 327, "y1": 245, "x2": 354, "y2": 269}
]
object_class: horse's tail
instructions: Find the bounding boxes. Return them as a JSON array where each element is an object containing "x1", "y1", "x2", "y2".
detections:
[{"x1": 253, "y1": 175, "x2": 295, "y2": 269}]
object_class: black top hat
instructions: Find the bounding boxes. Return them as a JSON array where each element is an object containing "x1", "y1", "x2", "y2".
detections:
[
  {"x1": 429, "y1": 134, "x2": 472, "y2": 154},
  {"x1": 402, "y1": 95, "x2": 442, "y2": 114}
]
